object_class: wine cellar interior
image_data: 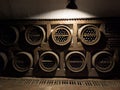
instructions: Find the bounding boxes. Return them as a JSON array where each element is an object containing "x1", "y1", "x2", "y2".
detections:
[
  {"x1": 0, "y1": 0, "x2": 120, "y2": 90},
  {"x1": 0, "y1": 18, "x2": 120, "y2": 78}
]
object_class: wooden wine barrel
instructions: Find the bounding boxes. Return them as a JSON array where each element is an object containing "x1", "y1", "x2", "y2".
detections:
[
  {"x1": 0, "y1": 52, "x2": 8, "y2": 72},
  {"x1": 39, "y1": 51, "x2": 59, "y2": 72},
  {"x1": 92, "y1": 51, "x2": 115, "y2": 73},
  {"x1": 51, "y1": 25, "x2": 72, "y2": 46},
  {"x1": 25, "y1": 25, "x2": 45, "y2": 45},
  {"x1": 0, "y1": 26, "x2": 19, "y2": 46},
  {"x1": 12, "y1": 52, "x2": 33, "y2": 72},
  {"x1": 78, "y1": 24, "x2": 101, "y2": 45},
  {"x1": 65, "y1": 51, "x2": 86, "y2": 72}
]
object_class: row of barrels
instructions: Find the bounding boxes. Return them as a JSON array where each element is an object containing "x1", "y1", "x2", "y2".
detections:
[
  {"x1": 0, "y1": 50, "x2": 115, "y2": 74},
  {"x1": 0, "y1": 24, "x2": 101, "y2": 47},
  {"x1": 0, "y1": 25, "x2": 45, "y2": 46}
]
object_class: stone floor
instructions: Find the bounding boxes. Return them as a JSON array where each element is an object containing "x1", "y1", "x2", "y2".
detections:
[{"x1": 0, "y1": 77, "x2": 120, "y2": 90}]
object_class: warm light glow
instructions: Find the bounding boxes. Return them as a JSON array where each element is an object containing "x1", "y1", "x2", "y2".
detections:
[{"x1": 28, "y1": 9, "x2": 96, "y2": 19}]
